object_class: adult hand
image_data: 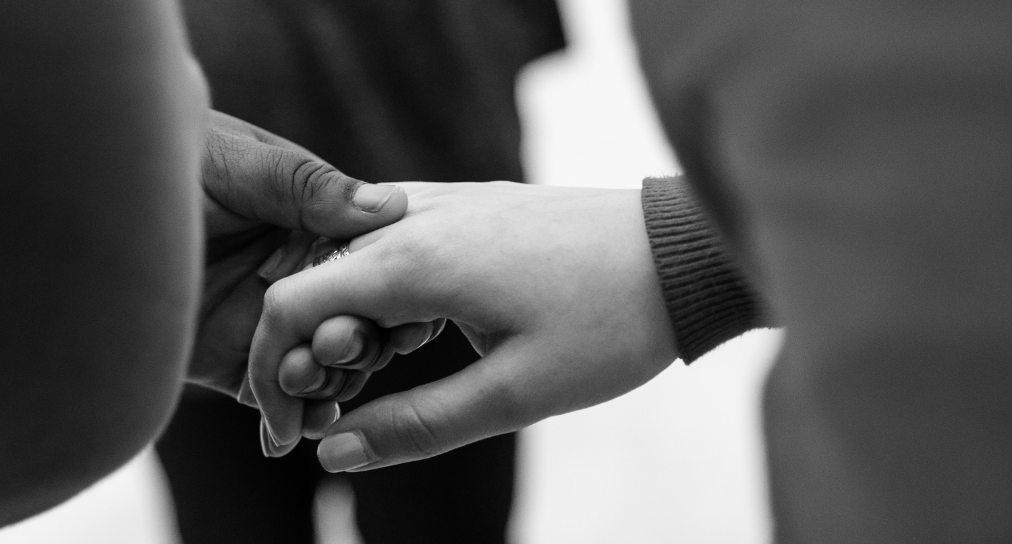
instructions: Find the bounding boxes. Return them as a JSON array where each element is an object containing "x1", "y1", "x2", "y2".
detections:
[
  {"x1": 189, "y1": 111, "x2": 407, "y2": 416},
  {"x1": 248, "y1": 181, "x2": 679, "y2": 471}
]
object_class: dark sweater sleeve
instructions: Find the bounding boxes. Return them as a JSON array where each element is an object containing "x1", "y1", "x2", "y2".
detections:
[{"x1": 641, "y1": 176, "x2": 769, "y2": 363}]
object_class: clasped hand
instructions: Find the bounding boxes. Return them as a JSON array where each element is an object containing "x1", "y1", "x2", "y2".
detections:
[
  {"x1": 246, "y1": 182, "x2": 679, "y2": 472},
  {"x1": 189, "y1": 110, "x2": 410, "y2": 416}
]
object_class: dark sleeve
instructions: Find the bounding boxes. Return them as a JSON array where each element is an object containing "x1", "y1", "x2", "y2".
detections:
[
  {"x1": 0, "y1": 0, "x2": 206, "y2": 526},
  {"x1": 641, "y1": 176, "x2": 769, "y2": 362}
]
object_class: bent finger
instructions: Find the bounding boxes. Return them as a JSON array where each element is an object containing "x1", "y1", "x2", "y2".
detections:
[
  {"x1": 311, "y1": 315, "x2": 385, "y2": 371},
  {"x1": 278, "y1": 345, "x2": 325, "y2": 396},
  {"x1": 249, "y1": 245, "x2": 444, "y2": 450},
  {"x1": 260, "y1": 416, "x2": 300, "y2": 458},
  {"x1": 303, "y1": 400, "x2": 340, "y2": 440},
  {"x1": 335, "y1": 370, "x2": 372, "y2": 403},
  {"x1": 387, "y1": 319, "x2": 446, "y2": 355}
]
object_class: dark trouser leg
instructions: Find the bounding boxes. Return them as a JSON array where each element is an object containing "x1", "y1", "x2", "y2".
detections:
[
  {"x1": 157, "y1": 323, "x2": 516, "y2": 544},
  {"x1": 342, "y1": 324, "x2": 517, "y2": 544},
  {"x1": 156, "y1": 388, "x2": 323, "y2": 544},
  {"x1": 347, "y1": 434, "x2": 516, "y2": 544}
]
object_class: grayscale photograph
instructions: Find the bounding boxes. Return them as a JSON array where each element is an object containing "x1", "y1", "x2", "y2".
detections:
[{"x1": 1, "y1": 1, "x2": 1009, "y2": 543}]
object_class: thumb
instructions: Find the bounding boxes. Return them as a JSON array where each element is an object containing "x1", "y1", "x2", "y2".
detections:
[
  {"x1": 202, "y1": 111, "x2": 407, "y2": 237},
  {"x1": 315, "y1": 342, "x2": 536, "y2": 472}
]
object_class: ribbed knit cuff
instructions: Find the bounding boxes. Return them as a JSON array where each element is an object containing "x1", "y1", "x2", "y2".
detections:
[{"x1": 641, "y1": 176, "x2": 766, "y2": 363}]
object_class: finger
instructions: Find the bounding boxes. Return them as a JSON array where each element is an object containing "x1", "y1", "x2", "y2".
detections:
[
  {"x1": 335, "y1": 370, "x2": 372, "y2": 403},
  {"x1": 260, "y1": 416, "x2": 300, "y2": 458},
  {"x1": 387, "y1": 319, "x2": 445, "y2": 355},
  {"x1": 312, "y1": 316, "x2": 392, "y2": 372},
  {"x1": 237, "y1": 376, "x2": 258, "y2": 408},
  {"x1": 315, "y1": 342, "x2": 537, "y2": 473},
  {"x1": 302, "y1": 400, "x2": 340, "y2": 440},
  {"x1": 277, "y1": 345, "x2": 325, "y2": 396},
  {"x1": 202, "y1": 113, "x2": 407, "y2": 237},
  {"x1": 299, "y1": 369, "x2": 353, "y2": 400},
  {"x1": 276, "y1": 346, "x2": 367, "y2": 400},
  {"x1": 249, "y1": 249, "x2": 441, "y2": 448}
]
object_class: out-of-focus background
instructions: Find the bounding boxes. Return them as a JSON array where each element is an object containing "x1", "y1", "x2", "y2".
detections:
[{"x1": 0, "y1": 1, "x2": 780, "y2": 542}]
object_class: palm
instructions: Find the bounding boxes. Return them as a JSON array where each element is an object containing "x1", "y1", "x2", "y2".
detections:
[{"x1": 189, "y1": 201, "x2": 287, "y2": 397}]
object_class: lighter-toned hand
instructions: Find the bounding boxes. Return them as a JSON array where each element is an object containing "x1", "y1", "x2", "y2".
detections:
[{"x1": 247, "y1": 181, "x2": 679, "y2": 471}]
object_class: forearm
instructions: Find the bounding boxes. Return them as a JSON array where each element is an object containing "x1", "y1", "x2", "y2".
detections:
[{"x1": 0, "y1": 0, "x2": 208, "y2": 524}]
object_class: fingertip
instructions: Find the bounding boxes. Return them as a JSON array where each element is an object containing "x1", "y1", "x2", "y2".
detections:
[
  {"x1": 318, "y1": 431, "x2": 372, "y2": 473},
  {"x1": 237, "y1": 377, "x2": 258, "y2": 408},
  {"x1": 303, "y1": 400, "x2": 340, "y2": 440},
  {"x1": 381, "y1": 184, "x2": 408, "y2": 217},
  {"x1": 352, "y1": 183, "x2": 401, "y2": 214},
  {"x1": 388, "y1": 321, "x2": 434, "y2": 355},
  {"x1": 312, "y1": 315, "x2": 367, "y2": 367},
  {"x1": 350, "y1": 183, "x2": 408, "y2": 231},
  {"x1": 278, "y1": 345, "x2": 325, "y2": 395},
  {"x1": 262, "y1": 419, "x2": 301, "y2": 457},
  {"x1": 259, "y1": 418, "x2": 271, "y2": 457},
  {"x1": 259, "y1": 398, "x2": 306, "y2": 452},
  {"x1": 304, "y1": 180, "x2": 406, "y2": 238},
  {"x1": 260, "y1": 417, "x2": 299, "y2": 457}
]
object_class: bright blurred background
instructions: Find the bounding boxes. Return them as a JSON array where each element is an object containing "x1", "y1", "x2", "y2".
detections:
[{"x1": 0, "y1": 1, "x2": 780, "y2": 542}]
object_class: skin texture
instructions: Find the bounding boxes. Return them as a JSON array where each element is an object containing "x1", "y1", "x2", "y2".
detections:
[
  {"x1": 0, "y1": 0, "x2": 208, "y2": 525},
  {"x1": 247, "y1": 181, "x2": 679, "y2": 470},
  {"x1": 192, "y1": 111, "x2": 413, "y2": 456},
  {"x1": 192, "y1": 111, "x2": 409, "y2": 401}
]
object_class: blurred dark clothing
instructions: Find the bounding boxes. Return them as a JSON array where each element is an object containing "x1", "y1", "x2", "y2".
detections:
[
  {"x1": 158, "y1": 2, "x2": 564, "y2": 543},
  {"x1": 632, "y1": 0, "x2": 1012, "y2": 542},
  {"x1": 183, "y1": 0, "x2": 564, "y2": 184}
]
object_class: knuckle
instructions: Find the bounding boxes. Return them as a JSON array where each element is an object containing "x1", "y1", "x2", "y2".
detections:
[
  {"x1": 265, "y1": 155, "x2": 341, "y2": 230},
  {"x1": 287, "y1": 157, "x2": 319, "y2": 206},
  {"x1": 297, "y1": 163, "x2": 358, "y2": 226},
  {"x1": 261, "y1": 279, "x2": 293, "y2": 328},
  {"x1": 382, "y1": 230, "x2": 438, "y2": 271},
  {"x1": 387, "y1": 401, "x2": 442, "y2": 458}
]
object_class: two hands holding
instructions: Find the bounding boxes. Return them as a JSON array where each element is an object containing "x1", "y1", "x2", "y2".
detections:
[{"x1": 198, "y1": 111, "x2": 678, "y2": 473}]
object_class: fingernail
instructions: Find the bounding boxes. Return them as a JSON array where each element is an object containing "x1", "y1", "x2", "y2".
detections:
[
  {"x1": 299, "y1": 368, "x2": 328, "y2": 394},
  {"x1": 259, "y1": 419, "x2": 272, "y2": 457},
  {"x1": 353, "y1": 184, "x2": 396, "y2": 213},
  {"x1": 257, "y1": 246, "x2": 287, "y2": 281},
  {"x1": 237, "y1": 379, "x2": 257, "y2": 407},
  {"x1": 335, "y1": 332, "x2": 364, "y2": 365},
  {"x1": 260, "y1": 418, "x2": 294, "y2": 458},
  {"x1": 333, "y1": 402, "x2": 342, "y2": 423},
  {"x1": 318, "y1": 432, "x2": 370, "y2": 473}
]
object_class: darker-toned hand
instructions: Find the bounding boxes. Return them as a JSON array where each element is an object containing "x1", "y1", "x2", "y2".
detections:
[{"x1": 189, "y1": 111, "x2": 407, "y2": 404}]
